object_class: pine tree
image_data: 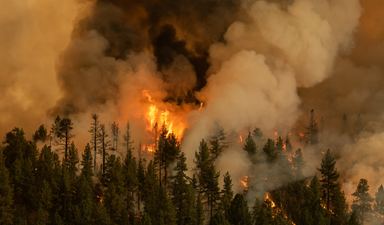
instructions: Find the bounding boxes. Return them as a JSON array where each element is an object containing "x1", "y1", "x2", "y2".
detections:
[
  {"x1": 184, "y1": 185, "x2": 197, "y2": 225},
  {"x1": 202, "y1": 164, "x2": 220, "y2": 220},
  {"x1": 76, "y1": 174, "x2": 93, "y2": 224},
  {"x1": 123, "y1": 148, "x2": 137, "y2": 214},
  {"x1": 89, "y1": 114, "x2": 101, "y2": 175},
  {"x1": 123, "y1": 121, "x2": 134, "y2": 155},
  {"x1": 80, "y1": 143, "x2": 94, "y2": 187},
  {"x1": 137, "y1": 158, "x2": 145, "y2": 210},
  {"x1": 171, "y1": 152, "x2": 189, "y2": 225},
  {"x1": 304, "y1": 109, "x2": 319, "y2": 145},
  {"x1": 285, "y1": 134, "x2": 292, "y2": 153},
  {"x1": 140, "y1": 213, "x2": 152, "y2": 225},
  {"x1": 374, "y1": 185, "x2": 384, "y2": 224},
  {"x1": 348, "y1": 211, "x2": 361, "y2": 225},
  {"x1": 351, "y1": 178, "x2": 374, "y2": 224},
  {"x1": 252, "y1": 127, "x2": 265, "y2": 147},
  {"x1": 111, "y1": 122, "x2": 119, "y2": 152},
  {"x1": 243, "y1": 132, "x2": 257, "y2": 157},
  {"x1": 33, "y1": 124, "x2": 48, "y2": 142},
  {"x1": 3, "y1": 127, "x2": 28, "y2": 169},
  {"x1": 210, "y1": 210, "x2": 230, "y2": 225},
  {"x1": 67, "y1": 142, "x2": 79, "y2": 182},
  {"x1": 306, "y1": 175, "x2": 330, "y2": 224},
  {"x1": 99, "y1": 124, "x2": 111, "y2": 175},
  {"x1": 354, "y1": 114, "x2": 363, "y2": 136},
  {"x1": 210, "y1": 121, "x2": 229, "y2": 154},
  {"x1": 317, "y1": 149, "x2": 340, "y2": 211},
  {"x1": 228, "y1": 194, "x2": 252, "y2": 225},
  {"x1": 331, "y1": 183, "x2": 348, "y2": 224},
  {"x1": 220, "y1": 172, "x2": 233, "y2": 215},
  {"x1": 263, "y1": 139, "x2": 277, "y2": 163},
  {"x1": 0, "y1": 146, "x2": 13, "y2": 224},
  {"x1": 162, "y1": 132, "x2": 180, "y2": 192},
  {"x1": 292, "y1": 148, "x2": 306, "y2": 180},
  {"x1": 92, "y1": 202, "x2": 112, "y2": 225},
  {"x1": 56, "y1": 118, "x2": 74, "y2": 163},
  {"x1": 196, "y1": 193, "x2": 205, "y2": 225}
]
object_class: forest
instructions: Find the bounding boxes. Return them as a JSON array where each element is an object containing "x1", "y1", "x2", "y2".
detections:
[{"x1": 0, "y1": 111, "x2": 382, "y2": 225}]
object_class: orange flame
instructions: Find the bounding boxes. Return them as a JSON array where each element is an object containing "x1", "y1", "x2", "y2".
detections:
[
  {"x1": 274, "y1": 131, "x2": 278, "y2": 136},
  {"x1": 265, "y1": 193, "x2": 276, "y2": 207},
  {"x1": 299, "y1": 132, "x2": 304, "y2": 137},
  {"x1": 240, "y1": 175, "x2": 249, "y2": 190},
  {"x1": 239, "y1": 135, "x2": 243, "y2": 142},
  {"x1": 142, "y1": 90, "x2": 186, "y2": 139}
]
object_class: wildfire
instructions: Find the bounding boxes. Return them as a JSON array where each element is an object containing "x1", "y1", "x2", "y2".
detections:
[
  {"x1": 299, "y1": 132, "x2": 304, "y2": 137},
  {"x1": 199, "y1": 102, "x2": 203, "y2": 112},
  {"x1": 264, "y1": 193, "x2": 276, "y2": 208},
  {"x1": 283, "y1": 143, "x2": 286, "y2": 150},
  {"x1": 274, "y1": 131, "x2": 278, "y2": 136},
  {"x1": 239, "y1": 135, "x2": 243, "y2": 142},
  {"x1": 240, "y1": 175, "x2": 248, "y2": 190},
  {"x1": 142, "y1": 90, "x2": 186, "y2": 139}
]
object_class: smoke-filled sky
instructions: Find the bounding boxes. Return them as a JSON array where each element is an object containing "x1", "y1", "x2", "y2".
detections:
[{"x1": 2, "y1": 0, "x2": 384, "y2": 203}]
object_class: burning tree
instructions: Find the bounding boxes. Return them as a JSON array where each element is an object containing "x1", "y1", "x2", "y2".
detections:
[{"x1": 304, "y1": 109, "x2": 319, "y2": 146}]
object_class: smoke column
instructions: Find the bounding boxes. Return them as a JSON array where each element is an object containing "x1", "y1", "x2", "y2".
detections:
[{"x1": 4, "y1": 0, "x2": 384, "y2": 204}]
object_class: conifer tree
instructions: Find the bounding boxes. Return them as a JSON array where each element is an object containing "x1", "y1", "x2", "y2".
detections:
[
  {"x1": 184, "y1": 185, "x2": 197, "y2": 225},
  {"x1": 171, "y1": 152, "x2": 189, "y2": 225},
  {"x1": 210, "y1": 211, "x2": 230, "y2": 225},
  {"x1": 374, "y1": 185, "x2": 384, "y2": 224},
  {"x1": 354, "y1": 114, "x2": 363, "y2": 136},
  {"x1": 243, "y1": 132, "x2": 257, "y2": 157},
  {"x1": 123, "y1": 147, "x2": 137, "y2": 213},
  {"x1": 292, "y1": 148, "x2": 306, "y2": 180},
  {"x1": 285, "y1": 134, "x2": 292, "y2": 153},
  {"x1": 67, "y1": 142, "x2": 79, "y2": 182},
  {"x1": 304, "y1": 109, "x2": 319, "y2": 145},
  {"x1": 306, "y1": 175, "x2": 330, "y2": 224},
  {"x1": 155, "y1": 124, "x2": 167, "y2": 187},
  {"x1": 196, "y1": 193, "x2": 205, "y2": 225},
  {"x1": 263, "y1": 139, "x2": 277, "y2": 163},
  {"x1": 228, "y1": 194, "x2": 252, "y2": 225},
  {"x1": 220, "y1": 172, "x2": 233, "y2": 215},
  {"x1": 92, "y1": 202, "x2": 112, "y2": 225},
  {"x1": 351, "y1": 178, "x2": 373, "y2": 224},
  {"x1": 0, "y1": 146, "x2": 13, "y2": 224},
  {"x1": 57, "y1": 118, "x2": 74, "y2": 162},
  {"x1": 123, "y1": 121, "x2": 134, "y2": 155},
  {"x1": 76, "y1": 174, "x2": 93, "y2": 224},
  {"x1": 348, "y1": 211, "x2": 361, "y2": 225},
  {"x1": 89, "y1": 114, "x2": 101, "y2": 174},
  {"x1": 80, "y1": 143, "x2": 94, "y2": 187},
  {"x1": 33, "y1": 124, "x2": 48, "y2": 142},
  {"x1": 317, "y1": 149, "x2": 340, "y2": 211},
  {"x1": 209, "y1": 121, "x2": 229, "y2": 156},
  {"x1": 162, "y1": 132, "x2": 180, "y2": 192},
  {"x1": 137, "y1": 158, "x2": 145, "y2": 210},
  {"x1": 3, "y1": 127, "x2": 28, "y2": 169},
  {"x1": 202, "y1": 164, "x2": 220, "y2": 220},
  {"x1": 99, "y1": 124, "x2": 111, "y2": 175},
  {"x1": 36, "y1": 145, "x2": 55, "y2": 188},
  {"x1": 252, "y1": 127, "x2": 264, "y2": 146},
  {"x1": 111, "y1": 121, "x2": 119, "y2": 151},
  {"x1": 331, "y1": 183, "x2": 348, "y2": 224},
  {"x1": 140, "y1": 213, "x2": 152, "y2": 225}
]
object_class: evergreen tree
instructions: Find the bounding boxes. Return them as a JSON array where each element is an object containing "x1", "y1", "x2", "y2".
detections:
[
  {"x1": 80, "y1": 143, "x2": 94, "y2": 187},
  {"x1": 92, "y1": 202, "x2": 112, "y2": 225},
  {"x1": 263, "y1": 139, "x2": 277, "y2": 163},
  {"x1": 75, "y1": 174, "x2": 93, "y2": 224},
  {"x1": 354, "y1": 114, "x2": 363, "y2": 136},
  {"x1": 35, "y1": 205, "x2": 49, "y2": 225},
  {"x1": 374, "y1": 185, "x2": 384, "y2": 224},
  {"x1": 171, "y1": 152, "x2": 190, "y2": 225},
  {"x1": 3, "y1": 127, "x2": 28, "y2": 169},
  {"x1": 306, "y1": 175, "x2": 330, "y2": 224},
  {"x1": 351, "y1": 178, "x2": 373, "y2": 224},
  {"x1": 196, "y1": 193, "x2": 205, "y2": 225},
  {"x1": 304, "y1": 109, "x2": 319, "y2": 145},
  {"x1": 184, "y1": 185, "x2": 197, "y2": 225},
  {"x1": 331, "y1": 183, "x2": 348, "y2": 225},
  {"x1": 0, "y1": 146, "x2": 13, "y2": 224},
  {"x1": 123, "y1": 147, "x2": 137, "y2": 213},
  {"x1": 243, "y1": 132, "x2": 257, "y2": 158},
  {"x1": 252, "y1": 127, "x2": 265, "y2": 147},
  {"x1": 99, "y1": 124, "x2": 111, "y2": 175},
  {"x1": 292, "y1": 148, "x2": 306, "y2": 180},
  {"x1": 137, "y1": 158, "x2": 145, "y2": 210},
  {"x1": 89, "y1": 114, "x2": 101, "y2": 175},
  {"x1": 227, "y1": 194, "x2": 252, "y2": 225},
  {"x1": 56, "y1": 118, "x2": 74, "y2": 162},
  {"x1": 33, "y1": 124, "x2": 48, "y2": 142},
  {"x1": 285, "y1": 134, "x2": 292, "y2": 153},
  {"x1": 140, "y1": 213, "x2": 152, "y2": 225},
  {"x1": 123, "y1": 121, "x2": 134, "y2": 155},
  {"x1": 209, "y1": 138, "x2": 223, "y2": 161},
  {"x1": 51, "y1": 211, "x2": 63, "y2": 225},
  {"x1": 348, "y1": 211, "x2": 361, "y2": 225},
  {"x1": 67, "y1": 142, "x2": 79, "y2": 182},
  {"x1": 220, "y1": 172, "x2": 233, "y2": 215},
  {"x1": 162, "y1": 132, "x2": 180, "y2": 192},
  {"x1": 202, "y1": 164, "x2": 220, "y2": 220},
  {"x1": 317, "y1": 149, "x2": 340, "y2": 211},
  {"x1": 210, "y1": 210, "x2": 230, "y2": 225},
  {"x1": 210, "y1": 121, "x2": 229, "y2": 155},
  {"x1": 111, "y1": 122, "x2": 119, "y2": 151}
]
